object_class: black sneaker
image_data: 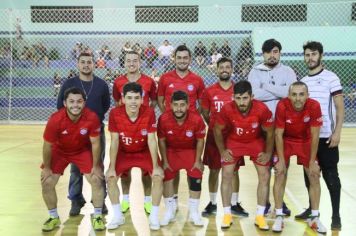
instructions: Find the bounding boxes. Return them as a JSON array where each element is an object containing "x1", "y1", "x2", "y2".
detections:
[
  {"x1": 282, "y1": 202, "x2": 291, "y2": 216},
  {"x1": 202, "y1": 202, "x2": 217, "y2": 217},
  {"x1": 69, "y1": 198, "x2": 86, "y2": 216},
  {"x1": 264, "y1": 202, "x2": 271, "y2": 216},
  {"x1": 295, "y1": 207, "x2": 311, "y2": 220},
  {"x1": 231, "y1": 202, "x2": 249, "y2": 217},
  {"x1": 331, "y1": 216, "x2": 342, "y2": 230}
]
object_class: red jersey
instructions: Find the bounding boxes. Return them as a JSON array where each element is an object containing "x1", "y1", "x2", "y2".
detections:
[
  {"x1": 112, "y1": 74, "x2": 157, "y2": 106},
  {"x1": 216, "y1": 100, "x2": 273, "y2": 143},
  {"x1": 108, "y1": 105, "x2": 156, "y2": 153},
  {"x1": 275, "y1": 98, "x2": 322, "y2": 143},
  {"x1": 157, "y1": 111, "x2": 206, "y2": 149},
  {"x1": 43, "y1": 107, "x2": 101, "y2": 155},
  {"x1": 201, "y1": 82, "x2": 234, "y2": 130},
  {"x1": 157, "y1": 70, "x2": 205, "y2": 111}
]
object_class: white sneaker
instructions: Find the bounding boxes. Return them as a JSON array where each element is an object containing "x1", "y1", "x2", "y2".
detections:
[
  {"x1": 107, "y1": 216, "x2": 125, "y2": 230},
  {"x1": 160, "y1": 208, "x2": 176, "y2": 226},
  {"x1": 172, "y1": 197, "x2": 178, "y2": 213},
  {"x1": 307, "y1": 216, "x2": 327, "y2": 234},
  {"x1": 149, "y1": 214, "x2": 160, "y2": 230},
  {"x1": 189, "y1": 212, "x2": 204, "y2": 226},
  {"x1": 272, "y1": 215, "x2": 284, "y2": 232}
]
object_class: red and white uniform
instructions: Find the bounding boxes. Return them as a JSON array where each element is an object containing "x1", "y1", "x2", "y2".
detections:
[
  {"x1": 112, "y1": 74, "x2": 157, "y2": 106},
  {"x1": 43, "y1": 107, "x2": 101, "y2": 174},
  {"x1": 275, "y1": 98, "x2": 322, "y2": 167},
  {"x1": 216, "y1": 100, "x2": 274, "y2": 166},
  {"x1": 108, "y1": 105, "x2": 158, "y2": 175},
  {"x1": 157, "y1": 70, "x2": 205, "y2": 111},
  {"x1": 158, "y1": 111, "x2": 206, "y2": 181}
]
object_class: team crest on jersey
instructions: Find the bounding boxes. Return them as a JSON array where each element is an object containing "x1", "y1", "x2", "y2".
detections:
[
  {"x1": 169, "y1": 84, "x2": 174, "y2": 88},
  {"x1": 317, "y1": 117, "x2": 323, "y2": 122},
  {"x1": 186, "y1": 130, "x2": 193, "y2": 137},
  {"x1": 187, "y1": 84, "x2": 194, "y2": 91},
  {"x1": 213, "y1": 96, "x2": 218, "y2": 100},
  {"x1": 141, "y1": 129, "x2": 148, "y2": 136},
  {"x1": 251, "y1": 122, "x2": 258, "y2": 128},
  {"x1": 303, "y1": 116, "x2": 310, "y2": 122},
  {"x1": 80, "y1": 128, "x2": 88, "y2": 135}
]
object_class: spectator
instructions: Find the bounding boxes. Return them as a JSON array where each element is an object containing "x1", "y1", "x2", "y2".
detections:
[
  {"x1": 119, "y1": 42, "x2": 132, "y2": 68},
  {"x1": 209, "y1": 42, "x2": 219, "y2": 56},
  {"x1": 53, "y1": 72, "x2": 61, "y2": 97},
  {"x1": 144, "y1": 42, "x2": 158, "y2": 69},
  {"x1": 158, "y1": 40, "x2": 174, "y2": 67},
  {"x1": 235, "y1": 40, "x2": 254, "y2": 79},
  {"x1": 219, "y1": 40, "x2": 231, "y2": 58},
  {"x1": 96, "y1": 56, "x2": 106, "y2": 69},
  {"x1": 34, "y1": 43, "x2": 49, "y2": 67},
  {"x1": 103, "y1": 68, "x2": 114, "y2": 87},
  {"x1": 194, "y1": 41, "x2": 207, "y2": 67},
  {"x1": 207, "y1": 50, "x2": 222, "y2": 73}
]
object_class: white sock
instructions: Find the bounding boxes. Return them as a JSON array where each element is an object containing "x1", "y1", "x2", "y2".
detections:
[
  {"x1": 256, "y1": 205, "x2": 266, "y2": 215},
  {"x1": 122, "y1": 194, "x2": 130, "y2": 202},
  {"x1": 231, "y1": 192, "x2": 238, "y2": 205},
  {"x1": 94, "y1": 207, "x2": 102, "y2": 216},
  {"x1": 112, "y1": 204, "x2": 123, "y2": 219},
  {"x1": 275, "y1": 208, "x2": 283, "y2": 216},
  {"x1": 144, "y1": 196, "x2": 152, "y2": 203},
  {"x1": 188, "y1": 198, "x2": 199, "y2": 210},
  {"x1": 151, "y1": 205, "x2": 159, "y2": 217},
  {"x1": 209, "y1": 192, "x2": 217, "y2": 205},
  {"x1": 223, "y1": 206, "x2": 231, "y2": 215},
  {"x1": 164, "y1": 197, "x2": 174, "y2": 210},
  {"x1": 311, "y1": 209, "x2": 319, "y2": 217},
  {"x1": 49, "y1": 208, "x2": 59, "y2": 218}
]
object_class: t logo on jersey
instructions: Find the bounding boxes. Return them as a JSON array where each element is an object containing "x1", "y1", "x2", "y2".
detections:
[
  {"x1": 121, "y1": 136, "x2": 132, "y2": 145},
  {"x1": 214, "y1": 101, "x2": 224, "y2": 112},
  {"x1": 236, "y1": 127, "x2": 244, "y2": 136}
]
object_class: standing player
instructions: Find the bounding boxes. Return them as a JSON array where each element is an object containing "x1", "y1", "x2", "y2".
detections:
[
  {"x1": 248, "y1": 39, "x2": 296, "y2": 215},
  {"x1": 57, "y1": 52, "x2": 110, "y2": 216},
  {"x1": 158, "y1": 91, "x2": 206, "y2": 226},
  {"x1": 272, "y1": 82, "x2": 326, "y2": 234},
  {"x1": 112, "y1": 50, "x2": 157, "y2": 214},
  {"x1": 200, "y1": 57, "x2": 248, "y2": 217},
  {"x1": 157, "y1": 44, "x2": 205, "y2": 210},
  {"x1": 297, "y1": 41, "x2": 344, "y2": 230},
  {"x1": 106, "y1": 82, "x2": 163, "y2": 230},
  {"x1": 41, "y1": 87, "x2": 105, "y2": 232},
  {"x1": 215, "y1": 80, "x2": 274, "y2": 230}
]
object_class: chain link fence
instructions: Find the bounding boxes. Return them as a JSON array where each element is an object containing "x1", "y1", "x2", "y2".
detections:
[{"x1": 0, "y1": 2, "x2": 355, "y2": 125}]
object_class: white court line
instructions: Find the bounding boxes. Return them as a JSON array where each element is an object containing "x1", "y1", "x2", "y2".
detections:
[{"x1": 285, "y1": 186, "x2": 303, "y2": 213}]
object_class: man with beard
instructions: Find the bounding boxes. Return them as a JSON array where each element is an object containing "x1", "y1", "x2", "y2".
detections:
[
  {"x1": 57, "y1": 52, "x2": 110, "y2": 216},
  {"x1": 112, "y1": 50, "x2": 157, "y2": 215},
  {"x1": 248, "y1": 39, "x2": 296, "y2": 216},
  {"x1": 297, "y1": 41, "x2": 344, "y2": 230},
  {"x1": 158, "y1": 90, "x2": 206, "y2": 227},
  {"x1": 41, "y1": 87, "x2": 105, "y2": 231},
  {"x1": 157, "y1": 45, "x2": 205, "y2": 211},
  {"x1": 272, "y1": 82, "x2": 326, "y2": 234},
  {"x1": 200, "y1": 57, "x2": 249, "y2": 218},
  {"x1": 215, "y1": 80, "x2": 274, "y2": 230}
]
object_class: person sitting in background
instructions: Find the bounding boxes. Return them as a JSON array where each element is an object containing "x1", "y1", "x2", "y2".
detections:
[
  {"x1": 219, "y1": 40, "x2": 232, "y2": 58},
  {"x1": 194, "y1": 41, "x2": 207, "y2": 67},
  {"x1": 119, "y1": 42, "x2": 132, "y2": 68},
  {"x1": 207, "y1": 50, "x2": 222, "y2": 73},
  {"x1": 144, "y1": 42, "x2": 158, "y2": 69},
  {"x1": 96, "y1": 56, "x2": 106, "y2": 69},
  {"x1": 53, "y1": 72, "x2": 62, "y2": 97}
]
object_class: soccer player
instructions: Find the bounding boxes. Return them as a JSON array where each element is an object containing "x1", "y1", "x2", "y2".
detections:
[
  {"x1": 57, "y1": 52, "x2": 110, "y2": 216},
  {"x1": 200, "y1": 57, "x2": 248, "y2": 217},
  {"x1": 112, "y1": 50, "x2": 157, "y2": 214},
  {"x1": 158, "y1": 90, "x2": 206, "y2": 227},
  {"x1": 106, "y1": 82, "x2": 163, "y2": 230},
  {"x1": 41, "y1": 87, "x2": 105, "y2": 232},
  {"x1": 297, "y1": 41, "x2": 344, "y2": 230},
  {"x1": 272, "y1": 81, "x2": 326, "y2": 234},
  {"x1": 215, "y1": 80, "x2": 274, "y2": 230},
  {"x1": 248, "y1": 39, "x2": 296, "y2": 216}
]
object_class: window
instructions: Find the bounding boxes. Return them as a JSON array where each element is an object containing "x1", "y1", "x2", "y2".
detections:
[
  {"x1": 135, "y1": 5, "x2": 198, "y2": 23},
  {"x1": 31, "y1": 6, "x2": 93, "y2": 23}
]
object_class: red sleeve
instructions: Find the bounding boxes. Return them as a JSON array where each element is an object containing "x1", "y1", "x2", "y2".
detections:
[
  {"x1": 261, "y1": 105, "x2": 274, "y2": 127},
  {"x1": 275, "y1": 101, "x2": 286, "y2": 129},
  {"x1": 108, "y1": 109, "x2": 118, "y2": 132},
  {"x1": 197, "y1": 77, "x2": 205, "y2": 99},
  {"x1": 89, "y1": 114, "x2": 101, "y2": 137},
  {"x1": 43, "y1": 115, "x2": 58, "y2": 143},
  {"x1": 310, "y1": 101, "x2": 323, "y2": 127},
  {"x1": 147, "y1": 109, "x2": 157, "y2": 133},
  {"x1": 157, "y1": 75, "x2": 166, "y2": 96},
  {"x1": 149, "y1": 78, "x2": 158, "y2": 101},
  {"x1": 200, "y1": 89, "x2": 210, "y2": 110},
  {"x1": 194, "y1": 115, "x2": 207, "y2": 139},
  {"x1": 157, "y1": 116, "x2": 165, "y2": 138},
  {"x1": 112, "y1": 79, "x2": 121, "y2": 102}
]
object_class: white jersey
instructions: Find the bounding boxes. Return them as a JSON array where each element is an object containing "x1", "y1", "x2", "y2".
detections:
[
  {"x1": 248, "y1": 62, "x2": 297, "y2": 117},
  {"x1": 301, "y1": 69, "x2": 343, "y2": 138}
]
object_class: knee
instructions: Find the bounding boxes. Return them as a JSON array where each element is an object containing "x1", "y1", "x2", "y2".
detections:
[
  {"x1": 107, "y1": 176, "x2": 118, "y2": 189},
  {"x1": 222, "y1": 169, "x2": 234, "y2": 181},
  {"x1": 189, "y1": 177, "x2": 202, "y2": 192},
  {"x1": 41, "y1": 177, "x2": 56, "y2": 191},
  {"x1": 90, "y1": 175, "x2": 102, "y2": 188},
  {"x1": 152, "y1": 175, "x2": 163, "y2": 186},
  {"x1": 259, "y1": 169, "x2": 271, "y2": 184}
]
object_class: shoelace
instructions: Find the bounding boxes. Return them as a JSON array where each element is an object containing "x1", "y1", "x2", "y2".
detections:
[{"x1": 44, "y1": 217, "x2": 57, "y2": 224}]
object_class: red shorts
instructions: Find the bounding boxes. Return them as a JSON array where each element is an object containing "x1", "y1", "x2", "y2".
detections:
[
  {"x1": 115, "y1": 150, "x2": 159, "y2": 176},
  {"x1": 164, "y1": 149, "x2": 203, "y2": 181},
  {"x1": 42, "y1": 149, "x2": 93, "y2": 175},
  {"x1": 276, "y1": 140, "x2": 314, "y2": 167},
  {"x1": 223, "y1": 138, "x2": 270, "y2": 167},
  {"x1": 203, "y1": 131, "x2": 244, "y2": 170}
]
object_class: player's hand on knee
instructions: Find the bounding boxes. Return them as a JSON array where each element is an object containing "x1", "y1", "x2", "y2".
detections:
[
  {"x1": 257, "y1": 152, "x2": 270, "y2": 164},
  {"x1": 152, "y1": 166, "x2": 164, "y2": 178},
  {"x1": 105, "y1": 167, "x2": 117, "y2": 180},
  {"x1": 308, "y1": 161, "x2": 320, "y2": 178},
  {"x1": 221, "y1": 149, "x2": 233, "y2": 162},
  {"x1": 91, "y1": 166, "x2": 104, "y2": 180},
  {"x1": 163, "y1": 161, "x2": 173, "y2": 172},
  {"x1": 41, "y1": 168, "x2": 53, "y2": 183},
  {"x1": 274, "y1": 159, "x2": 286, "y2": 176},
  {"x1": 191, "y1": 160, "x2": 204, "y2": 172}
]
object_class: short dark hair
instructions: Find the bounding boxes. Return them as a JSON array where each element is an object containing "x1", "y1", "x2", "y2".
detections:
[
  {"x1": 262, "y1": 39, "x2": 282, "y2": 53},
  {"x1": 174, "y1": 45, "x2": 191, "y2": 58},
  {"x1": 289, "y1": 81, "x2": 309, "y2": 93},
  {"x1": 234, "y1": 80, "x2": 252, "y2": 96},
  {"x1": 217, "y1": 57, "x2": 233, "y2": 68},
  {"x1": 64, "y1": 87, "x2": 86, "y2": 101},
  {"x1": 303, "y1": 41, "x2": 323, "y2": 55},
  {"x1": 125, "y1": 50, "x2": 141, "y2": 60},
  {"x1": 171, "y1": 90, "x2": 188, "y2": 103},
  {"x1": 77, "y1": 52, "x2": 94, "y2": 61},
  {"x1": 123, "y1": 82, "x2": 143, "y2": 96}
]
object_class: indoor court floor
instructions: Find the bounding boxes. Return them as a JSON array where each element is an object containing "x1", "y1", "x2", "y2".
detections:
[{"x1": 0, "y1": 125, "x2": 355, "y2": 236}]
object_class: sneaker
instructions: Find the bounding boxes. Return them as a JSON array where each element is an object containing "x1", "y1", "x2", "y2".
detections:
[
  {"x1": 272, "y1": 215, "x2": 284, "y2": 233},
  {"x1": 121, "y1": 200, "x2": 130, "y2": 213},
  {"x1": 231, "y1": 202, "x2": 249, "y2": 217},
  {"x1": 331, "y1": 216, "x2": 342, "y2": 230},
  {"x1": 255, "y1": 215, "x2": 269, "y2": 231},
  {"x1": 221, "y1": 214, "x2": 233, "y2": 229},
  {"x1": 92, "y1": 215, "x2": 106, "y2": 231},
  {"x1": 42, "y1": 217, "x2": 61, "y2": 232},
  {"x1": 294, "y1": 207, "x2": 311, "y2": 220},
  {"x1": 102, "y1": 202, "x2": 108, "y2": 215},
  {"x1": 282, "y1": 202, "x2": 291, "y2": 216},
  {"x1": 160, "y1": 208, "x2": 176, "y2": 226},
  {"x1": 307, "y1": 216, "x2": 327, "y2": 234},
  {"x1": 107, "y1": 216, "x2": 125, "y2": 230},
  {"x1": 149, "y1": 214, "x2": 160, "y2": 230},
  {"x1": 189, "y1": 211, "x2": 204, "y2": 226},
  {"x1": 144, "y1": 202, "x2": 152, "y2": 214},
  {"x1": 202, "y1": 202, "x2": 217, "y2": 217},
  {"x1": 264, "y1": 202, "x2": 271, "y2": 216},
  {"x1": 69, "y1": 198, "x2": 86, "y2": 216}
]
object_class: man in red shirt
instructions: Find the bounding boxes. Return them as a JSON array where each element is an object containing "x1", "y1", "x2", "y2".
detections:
[
  {"x1": 112, "y1": 50, "x2": 157, "y2": 214},
  {"x1": 106, "y1": 82, "x2": 163, "y2": 230},
  {"x1": 272, "y1": 81, "x2": 326, "y2": 233},
  {"x1": 201, "y1": 57, "x2": 248, "y2": 217},
  {"x1": 41, "y1": 87, "x2": 105, "y2": 232},
  {"x1": 158, "y1": 90, "x2": 206, "y2": 227},
  {"x1": 215, "y1": 80, "x2": 274, "y2": 230}
]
